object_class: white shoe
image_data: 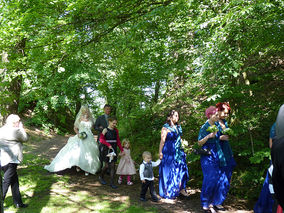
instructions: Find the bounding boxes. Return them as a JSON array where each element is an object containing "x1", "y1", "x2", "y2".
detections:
[
  {"x1": 76, "y1": 167, "x2": 80, "y2": 172},
  {"x1": 85, "y1": 172, "x2": 89, "y2": 176}
]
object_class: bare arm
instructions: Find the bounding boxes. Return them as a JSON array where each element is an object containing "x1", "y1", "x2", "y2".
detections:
[
  {"x1": 159, "y1": 127, "x2": 168, "y2": 160},
  {"x1": 269, "y1": 138, "x2": 273, "y2": 149},
  {"x1": 198, "y1": 132, "x2": 215, "y2": 146},
  {"x1": 74, "y1": 126, "x2": 79, "y2": 135}
]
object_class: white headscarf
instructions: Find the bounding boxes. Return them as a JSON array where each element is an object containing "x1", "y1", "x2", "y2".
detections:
[{"x1": 276, "y1": 104, "x2": 284, "y2": 139}]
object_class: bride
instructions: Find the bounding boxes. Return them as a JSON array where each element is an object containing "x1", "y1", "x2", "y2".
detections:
[{"x1": 44, "y1": 105, "x2": 101, "y2": 175}]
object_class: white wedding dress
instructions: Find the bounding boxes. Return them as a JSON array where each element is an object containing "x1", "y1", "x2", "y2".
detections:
[{"x1": 44, "y1": 121, "x2": 101, "y2": 174}]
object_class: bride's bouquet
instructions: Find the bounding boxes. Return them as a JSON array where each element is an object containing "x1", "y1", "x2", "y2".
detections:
[{"x1": 78, "y1": 132, "x2": 87, "y2": 139}]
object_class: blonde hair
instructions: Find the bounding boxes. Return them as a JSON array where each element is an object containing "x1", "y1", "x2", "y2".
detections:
[
  {"x1": 142, "y1": 151, "x2": 152, "y2": 159},
  {"x1": 122, "y1": 138, "x2": 130, "y2": 148}
]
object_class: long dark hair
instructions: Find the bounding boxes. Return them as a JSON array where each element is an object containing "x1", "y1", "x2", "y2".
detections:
[{"x1": 166, "y1": 110, "x2": 179, "y2": 125}]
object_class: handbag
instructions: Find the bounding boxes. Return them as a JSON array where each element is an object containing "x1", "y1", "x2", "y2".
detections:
[{"x1": 193, "y1": 148, "x2": 212, "y2": 156}]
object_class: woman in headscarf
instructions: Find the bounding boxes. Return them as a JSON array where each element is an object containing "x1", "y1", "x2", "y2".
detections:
[
  {"x1": 44, "y1": 105, "x2": 101, "y2": 175},
  {"x1": 271, "y1": 104, "x2": 284, "y2": 210}
]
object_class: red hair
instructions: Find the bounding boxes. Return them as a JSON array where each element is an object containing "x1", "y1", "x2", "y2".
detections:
[
  {"x1": 205, "y1": 106, "x2": 217, "y2": 119},
  {"x1": 216, "y1": 102, "x2": 231, "y2": 113}
]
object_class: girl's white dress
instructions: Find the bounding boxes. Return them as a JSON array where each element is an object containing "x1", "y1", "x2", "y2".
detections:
[
  {"x1": 44, "y1": 121, "x2": 101, "y2": 174},
  {"x1": 116, "y1": 148, "x2": 136, "y2": 175}
]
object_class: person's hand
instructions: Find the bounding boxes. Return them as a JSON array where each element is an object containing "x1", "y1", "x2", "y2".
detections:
[
  {"x1": 141, "y1": 180, "x2": 146, "y2": 183},
  {"x1": 208, "y1": 132, "x2": 216, "y2": 139},
  {"x1": 119, "y1": 151, "x2": 125, "y2": 156},
  {"x1": 108, "y1": 145, "x2": 113, "y2": 150},
  {"x1": 159, "y1": 152, "x2": 163, "y2": 160},
  {"x1": 220, "y1": 135, "x2": 229, "y2": 141},
  {"x1": 102, "y1": 128, "x2": 108, "y2": 135}
]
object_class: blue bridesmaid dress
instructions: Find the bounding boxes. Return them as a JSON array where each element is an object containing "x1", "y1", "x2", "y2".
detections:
[
  {"x1": 216, "y1": 120, "x2": 236, "y2": 198},
  {"x1": 159, "y1": 124, "x2": 189, "y2": 199},
  {"x1": 254, "y1": 123, "x2": 276, "y2": 213},
  {"x1": 198, "y1": 121, "x2": 229, "y2": 208}
]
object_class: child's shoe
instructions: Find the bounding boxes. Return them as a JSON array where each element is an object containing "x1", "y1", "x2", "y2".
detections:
[
  {"x1": 127, "y1": 181, "x2": 133, "y2": 185},
  {"x1": 118, "y1": 176, "x2": 122, "y2": 184},
  {"x1": 85, "y1": 172, "x2": 89, "y2": 176}
]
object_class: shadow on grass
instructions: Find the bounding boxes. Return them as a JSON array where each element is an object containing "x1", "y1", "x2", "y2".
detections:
[{"x1": 3, "y1": 154, "x2": 61, "y2": 213}]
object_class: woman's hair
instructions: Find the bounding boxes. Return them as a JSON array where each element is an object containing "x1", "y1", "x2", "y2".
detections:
[
  {"x1": 205, "y1": 106, "x2": 217, "y2": 119},
  {"x1": 122, "y1": 138, "x2": 130, "y2": 148},
  {"x1": 216, "y1": 102, "x2": 231, "y2": 114},
  {"x1": 142, "y1": 151, "x2": 151, "y2": 159},
  {"x1": 6, "y1": 114, "x2": 20, "y2": 126},
  {"x1": 166, "y1": 110, "x2": 179, "y2": 125},
  {"x1": 108, "y1": 116, "x2": 117, "y2": 122}
]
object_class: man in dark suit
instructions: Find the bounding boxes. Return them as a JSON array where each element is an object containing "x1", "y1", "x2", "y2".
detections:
[
  {"x1": 94, "y1": 104, "x2": 112, "y2": 168},
  {"x1": 94, "y1": 104, "x2": 111, "y2": 135}
]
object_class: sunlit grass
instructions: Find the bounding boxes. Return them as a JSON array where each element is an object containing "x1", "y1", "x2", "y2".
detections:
[{"x1": 3, "y1": 152, "x2": 158, "y2": 213}]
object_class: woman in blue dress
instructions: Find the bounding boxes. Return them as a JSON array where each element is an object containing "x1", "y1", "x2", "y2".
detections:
[
  {"x1": 198, "y1": 106, "x2": 229, "y2": 213},
  {"x1": 215, "y1": 102, "x2": 236, "y2": 201},
  {"x1": 254, "y1": 123, "x2": 276, "y2": 213},
  {"x1": 159, "y1": 110, "x2": 189, "y2": 199}
]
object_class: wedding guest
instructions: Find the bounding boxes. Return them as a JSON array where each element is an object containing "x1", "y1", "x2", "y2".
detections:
[
  {"x1": 139, "y1": 151, "x2": 160, "y2": 202},
  {"x1": 198, "y1": 106, "x2": 229, "y2": 213},
  {"x1": 271, "y1": 104, "x2": 284, "y2": 209},
  {"x1": 116, "y1": 139, "x2": 136, "y2": 185},
  {"x1": 98, "y1": 117, "x2": 124, "y2": 189},
  {"x1": 254, "y1": 122, "x2": 276, "y2": 213},
  {"x1": 159, "y1": 110, "x2": 189, "y2": 199},
  {"x1": 216, "y1": 102, "x2": 236, "y2": 183},
  {"x1": 0, "y1": 114, "x2": 29, "y2": 208},
  {"x1": 94, "y1": 104, "x2": 111, "y2": 136}
]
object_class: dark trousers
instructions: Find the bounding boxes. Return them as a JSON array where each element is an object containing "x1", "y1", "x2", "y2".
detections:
[
  {"x1": 140, "y1": 180, "x2": 157, "y2": 199},
  {"x1": 1, "y1": 163, "x2": 23, "y2": 205}
]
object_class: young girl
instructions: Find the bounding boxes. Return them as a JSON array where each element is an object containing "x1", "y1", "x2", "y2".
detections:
[{"x1": 116, "y1": 139, "x2": 136, "y2": 185}]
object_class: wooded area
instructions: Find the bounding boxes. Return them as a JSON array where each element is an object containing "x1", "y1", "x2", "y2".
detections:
[{"x1": 0, "y1": 0, "x2": 283, "y2": 202}]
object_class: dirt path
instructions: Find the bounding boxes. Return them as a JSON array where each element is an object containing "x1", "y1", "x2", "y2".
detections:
[{"x1": 25, "y1": 129, "x2": 253, "y2": 213}]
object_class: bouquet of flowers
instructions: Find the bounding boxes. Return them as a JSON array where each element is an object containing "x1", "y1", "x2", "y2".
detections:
[
  {"x1": 181, "y1": 139, "x2": 189, "y2": 149},
  {"x1": 78, "y1": 132, "x2": 87, "y2": 139},
  {"x1": 223, "y1": 128, "x2": 235, "y2": 136},
  {"x1": 206, "y1": 125, "x2": 218, "y2": 133}
]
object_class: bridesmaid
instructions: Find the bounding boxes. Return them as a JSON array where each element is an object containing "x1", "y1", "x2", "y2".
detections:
[
  {"x1": 215, "y1": 102, "x2": 236, "y2": 189},
  {"x1": 198, "y1": 106, "x2": 229, "y2": 213},
  {"x1": 159, "y1": 110, "x2": 189, "y2": 199}
]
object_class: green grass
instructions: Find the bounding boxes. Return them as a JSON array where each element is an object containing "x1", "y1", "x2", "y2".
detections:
[{"x1": 3, "y1": 152, "x2": 158, "y2": 213}]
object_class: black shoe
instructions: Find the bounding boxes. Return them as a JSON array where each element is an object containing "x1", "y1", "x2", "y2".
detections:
[
  {"x1": 203, "y1": 209, "x2": 211, "y2": 213},
  {"x1": 110, "y1": 184, "x2": 118, "y2": 189},
  {"x1": 140, "y1": 197, "x2": 147, "y2": 202},
  {"x1": 15, "y1": 203, "x2": 28, "y2": 208},
  {"x1": 151, "y1": 197, "x2": 160, "y2": 202},
  {"x1": 99, "y1": 176, "x2": 106, "y2": 185},
  {"x1": 214, "y1": 205, "x2": 226, "y2": 211}
]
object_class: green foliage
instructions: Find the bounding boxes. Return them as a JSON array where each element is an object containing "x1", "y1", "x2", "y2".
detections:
[{"x1": 0, "y1": 0, "x2": 283, "y2": 203}]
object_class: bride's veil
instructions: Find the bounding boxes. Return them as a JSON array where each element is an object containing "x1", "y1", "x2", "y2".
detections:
[{"x1": 74, "y1": 105, "x2": 95, "y2": 128}]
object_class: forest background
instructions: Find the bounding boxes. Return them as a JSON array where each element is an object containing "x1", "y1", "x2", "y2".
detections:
[{"x1": 0, "y1": 0, "x2": 283, "y2": 204}]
